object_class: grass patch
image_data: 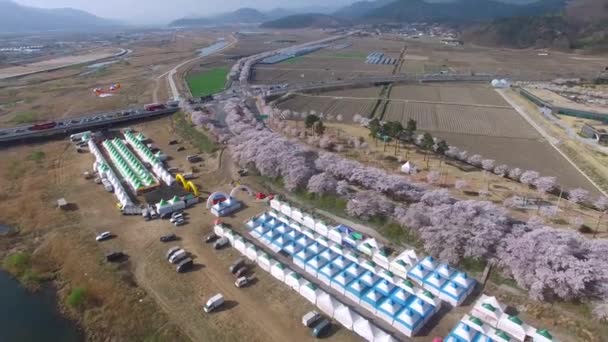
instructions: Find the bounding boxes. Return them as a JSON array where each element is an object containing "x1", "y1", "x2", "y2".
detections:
[
  {"x1": 489, "y1": 269, "x2": 520, "y2": 288},
  {"x1": 28, "y1": 151, "x2": 46, "y2": 163},
  {"x1": 3, "y1": 252, "x2": 30, "y2": 274},
  {"x1": 378, "y1": 222, "x2": 421, "y2": 248},
  {"x1": 11, "y1": 111, "x2": 39, "y2": 124},
  {"x1": 67, "y1": 287, "x2": 87, "y2": 308},
  {"x1": 7, "y1": 160, "x2": 26, "y2": 179},
  {"x1": 295, "y1": 190, "x2": 348, "y2": 215},
  {"x1": 173, "y1": 111, "x2": 217, "y2": 153},
  {"x1": 459, "y1": 257, "x2": 487, "y2": 274},
  {"x1": 186, "y1": 67, "x2": 228, "y2": 97}
]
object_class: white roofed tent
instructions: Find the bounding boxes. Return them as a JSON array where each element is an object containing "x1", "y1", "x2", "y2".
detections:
[
  {"x1": 317, "y1": 292, "x2": 340, "y2": 317},
  {"x1": 333, "y1": 303, "x2": 358, "y2": 330}
]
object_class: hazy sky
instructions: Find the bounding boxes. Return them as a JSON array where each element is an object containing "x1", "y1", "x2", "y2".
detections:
[{"x1": 15, "y1": 0, "x2": 359, "y2": 24}]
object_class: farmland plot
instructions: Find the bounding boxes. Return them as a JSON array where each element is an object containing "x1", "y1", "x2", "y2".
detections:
[
  {"x1": 390, "y1": 85, "x2": 440, "y2": 102},
  {"x1": 320, "y1": 87, "x2": 382, "y2": 98},
  {"x1": 277, "y1": 95, "x2": 376, "y2": 120}
]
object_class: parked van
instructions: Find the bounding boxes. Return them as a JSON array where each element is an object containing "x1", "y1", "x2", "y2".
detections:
[
  {"x1": 169, "y1": 249, "x2": 187, "y2": 264},
  {"x1": 302, "y1": 311, "x2": 322, "y2": 327},
  {"x1": 203, "y1": 294, "x2": 224, "y2": 313},
  {"x1": 213, "y1": 237, "x2": 229, "y2": 250}
]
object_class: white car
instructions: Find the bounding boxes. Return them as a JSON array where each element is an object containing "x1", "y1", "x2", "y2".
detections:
[{"x1": 96, "y1": 231, "x2": 112, "y2": 242}]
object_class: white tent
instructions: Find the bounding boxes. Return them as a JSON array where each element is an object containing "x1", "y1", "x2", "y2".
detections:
[
  {"x1": 353, "y1": 316, "x2": 380, "y2": 342},
  {"x1": 300, "y1": 283, "x2": 323, "y2": 304},
  {"x1": 317, "y1": 292, "x2": 339, "y2": 317},
  {"x1": 245, "y1": 244, "x2": 260, "y2": 261},
  {"x1": 333, "y1": 304, "x2": 358, "y2": 330},
  {"x1": 374, "y1": 331, "x2": 398, "y2": 342},
  {"x1": 285, "y1": 271, "x2": 306, "y2": 291},
  {"x1": 257, "y1": 253, "x2": 274, "y2": 272},
  {"x1": 271, "y1": 262, "x2": 288, "y2": 282},
  {"x1": 331, "y1": 271, "x2": 355, "y2": 295},
  {"x1": 234, "y1": 236, "x2": 246, "y2": 254},
  {"x1": 400, "y1": 161, "x2": 417, "y2": 174},
  {"x1": 472, "y1": 295, "x2": 506, "y2": 328},
  {"x1": 497, "y1": 315, "x2": 529, "y2": 341}
]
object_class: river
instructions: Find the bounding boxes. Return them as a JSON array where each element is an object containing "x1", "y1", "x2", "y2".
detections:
[{"x1": 0, "y1": 270, "x2": 82, "y2": 342}]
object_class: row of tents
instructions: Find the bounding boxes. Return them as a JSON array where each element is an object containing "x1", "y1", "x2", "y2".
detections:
[
  {"x1": 89, "y1": 139, "x2": 133, "y2": 208},
  {"x1": 268, "y1": 198, "x2": 477, "y2": 306},
  {"x1": 240, "y1": 211, "x2": 442, "y2": 337},
  {"x1": 213, "y1": 224, "x2": 398, "y2": 342},
  {"x1": 102, "y1": 138, "x2": 157, "y2": 192},
  {"x1": 123, "y1": 131, "x2": 174, "y2": 186},
  {"x1": 444, "y1": 294, "x2": 557, "y2": 342}
]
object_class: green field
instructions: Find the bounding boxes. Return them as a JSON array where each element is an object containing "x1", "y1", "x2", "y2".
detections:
[{"x1": 186, "y1": 67, "x2": 228, "y2": 97}]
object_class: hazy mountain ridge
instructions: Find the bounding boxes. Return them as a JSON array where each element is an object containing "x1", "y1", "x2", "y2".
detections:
[
  {"x1": 260, "y1": 14, "x2": 350, "y2": 29},
  {"x1": 0, "y1": 0, "x2": 115, "y2": 32}
]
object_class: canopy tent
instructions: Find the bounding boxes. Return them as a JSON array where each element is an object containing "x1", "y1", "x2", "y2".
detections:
[
  {"x1": 353, "y1": 316, "x2": 382, "y2": 342},
  {"x1": 257, "y1": 253, "x2": 274, "y2": 272},
  {"x1": 400, "y1": 161, "x2": 417, "y2": 174},
  {"x1": 333, "y1": 304, "x2": 359, "y2": 331},
  {"x1": 331, "y1": 270, "x2": 355, "y2": 295},
  {"x1": 285, "y1": 271, "x2": 306, "y2": 292},
  {"x1": 245, "y1": 244, "x2": 260, "y2": 261},
  {"x1": 293, "y1": 248, "x2": 314, "y2": 269},
  {"x1": 374, "y1": 278, "x2": 395, "y2": 297},
  {"x1": 233, "y1": 236, "x2": 246, "y2": 254},
  {"x1": 345, "y1": 279, "x2": 370, "y2": 304},
  {"x1": 392, "y1": 307, "x2": 423, "y2": 337},
  {"x1": 358, "y1": 270, "x2": 380, "y2": 288},
  {"x1": 271, "y1": 262, "x2": 288, "y2": 282},
  {"x1": 376, "y1": 297, "x2": 402, "y2": 325},
  {"x1": 299, "y1": 283, "x2": 323, "y2": 305},
  {"x1": 361, "y1": 288, "x2": 385, "y2": 314},
  {"x1": 317, "y1": 292, "x2": 340, "y2": 317},
  {"x1": 318, "y1": 262, "x2": 342, "y2": 286},
  {"x1": 472, "y1": 295, "x2": 506, "y2": 328},
  {"x1": 305, "y1": 255, "x2": 329, "y2": 277}
]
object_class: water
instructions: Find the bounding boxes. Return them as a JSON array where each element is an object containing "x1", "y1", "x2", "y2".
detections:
[
  {"x1": 0, "y1": 270, "x2": 82, "y2": 342},
  {"x1": 0, "y1": 224, "x2": 12, "y2": 234},
  {"x1": 199, "y1": 40, "x2": 228, "y2": 57}
]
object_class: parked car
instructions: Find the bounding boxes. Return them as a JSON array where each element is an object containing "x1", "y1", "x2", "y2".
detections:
[
  {"x1": 213, "y1": 237, "x2": 229, "y2": 250},
  {"x1": 176, "y1": 258, "x2": 193, "y2": 273},
  {"x1": 170, "y1": 214, "x2": 184, "y2": 223},
  {"x1": 169, "y1": 250, "x2": 187, "y2": 264},
  {"x1": 166, "y1": 246, "x2": 181, "y2": 260},
  {"x1": 229, "y1": 258, "x2": 246, "y2": 274},
  {"x1": 234, "y1": 276, "x2": 254, "y2": 288},
  {"x1": 311, "y1": 319, "x2": 331, "y2": 338},
  {"x1": 302, "y1": 311, "x2": 322, "y2": 327},
  {"x1": 105, "y1": 251, "x2": 124, "y2": 262},
  {"x1": 160, "y1": 234, "x2": 177, "y2": 242},
  {"x1": 174, "y1": 218, "x2": 186, "y2": 226},
  {"x1": 234, "y1": 265, "x2": 248, "y2": 278},
  {"x1": 205, "y1": 233, "x2": 218, "y2": 243},
  {"x1": 203, "y1": 294, "x2": 224, "y2": 313},
  {"x1": 96, "y1": 231, "x2": 112, "y2": 242}
]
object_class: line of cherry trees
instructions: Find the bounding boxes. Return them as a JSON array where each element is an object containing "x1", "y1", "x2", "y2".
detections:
[{"x1": 216, "y1": 99, "x2": 608, "y2": 317}]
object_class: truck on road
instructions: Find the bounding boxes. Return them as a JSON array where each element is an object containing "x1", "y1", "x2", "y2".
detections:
[{"x1": 203, "y1": 294, "x2": 224, "y2": 313}]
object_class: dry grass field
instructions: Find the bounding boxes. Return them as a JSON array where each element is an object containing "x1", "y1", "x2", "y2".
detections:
[
  {"x1": 277, "y1": 83, "x2": 599, "y2": 191},
  {"x1": 0, "y1": 31, "x2": 219, "y2": 127},
  {"x1": 0, "y1": 47, "x2": 124, "y2": 80}
]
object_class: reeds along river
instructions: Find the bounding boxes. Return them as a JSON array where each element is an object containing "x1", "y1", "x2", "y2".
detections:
[{"x1": 0, "y1": 270, "x2": 81, "y2": 342}]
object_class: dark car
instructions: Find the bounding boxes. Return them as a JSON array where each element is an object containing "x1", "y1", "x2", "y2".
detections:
[
  {"x1": 160, "y1": 234, "x2": 177, "y2": 242},
  {"x1": 234, "y1": 265, "x2": 248, "y2": 278},
  {"x1": 105, "y1": 251, "x2": 125, "y2": 262},
  {"x1": 205, "y1": 233, "x2": 218, "y2": 243}
]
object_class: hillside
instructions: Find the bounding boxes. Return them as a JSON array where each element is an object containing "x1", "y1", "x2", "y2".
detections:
[
  {"x1": 361, "y1": 0, "x2": 565, "y2": 23},
  {"x1": 169, "y1": 8, "x2": 268, "y2": 27},
  {"x1": 333, "y1": 0, "x2": 395, "y2": 19},
  {"x1": 463, "y1": 0, "x2": 608, "y2": 50},
  {"x1": 0, "y1": 0, "x2": 114, "y2": 32},
  {"x1": 260, "y1": 14, "x2": 349, "y2": 29}
]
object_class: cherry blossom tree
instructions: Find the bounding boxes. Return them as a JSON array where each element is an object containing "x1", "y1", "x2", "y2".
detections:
[
  {"x1": 336, "y1": 180, "x2": 350, "y2": 196},
  {"x1": 493, "y1": 164, "x2": 509, "y2": 177},
  {"x1": 568, "y1": 188, "x2": 590, "y2": 205},
  {"x1": 307, "y1": 172, "x2": 338, "y2": 195},
  {"x1": 481, "y1": 159, "x2": 496, "y2": 171},
  {"x1": 346, "y1": 191, "x2": 395, "y2": 220},
  {"x1": 468, "y1": 154, "x2": 483, "y2": 167},
  {"x1": 353, "y1": 114, "x2": 362, "y2": 123},
  {"x1": 520, "y1": 170, "x2": 540, "y2": 186},
  {"x1": 508, "y1": 167, "x2": 522, "y2": 180},
  {"x1": 595, "y1": 196, "x2": 608, "y2": 212}
]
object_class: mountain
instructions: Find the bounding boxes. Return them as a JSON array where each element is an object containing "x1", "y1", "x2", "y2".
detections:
[
  {"x1": 0, "y1": 0, "x2": 115, "y2": 32},
  {"x1": 169, "y1": 8, "x2": 268, "y2": 27},
  {"x1": 333, "y1": 0, "x2": 395, "y2": 19},
  {"x1": 360, "y1": 0, "x2": 566, "y2": 23},
  {"x1": 463, "y1": 0, "x2": 608, "y2": 50},
  {"x1": 260, "y1": 14, "x2": 350, "y2": 29}
]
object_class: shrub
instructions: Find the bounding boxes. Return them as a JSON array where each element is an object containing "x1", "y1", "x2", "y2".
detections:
[
  {"x1": 3, "y1": 252, "x2": 30, "y2": 275},
  {"x1": 67, "y1": 287, "x2": 87, "y2": 308}
]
